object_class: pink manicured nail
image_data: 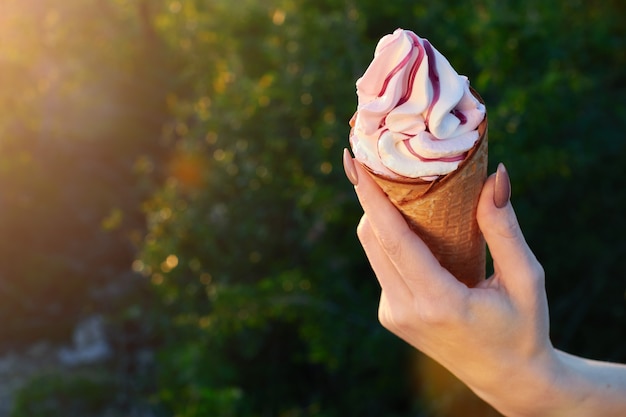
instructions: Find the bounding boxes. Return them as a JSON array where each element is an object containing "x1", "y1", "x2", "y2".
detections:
[
  {"x1": 343, "y1": 148, "x2": 358, "y2": 185},
  {"x1": 494, "y1": 163, "x2": 511, "y2": 208}
]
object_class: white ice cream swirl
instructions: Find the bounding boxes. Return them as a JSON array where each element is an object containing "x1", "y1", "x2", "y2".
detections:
[{"x1": 350, "y1": 29, "x2": 486, "y2": 179}]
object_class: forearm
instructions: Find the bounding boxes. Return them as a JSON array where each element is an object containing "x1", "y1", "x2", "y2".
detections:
[
  {"x1": 550, "y1": 350, "x2": 626, "y2": 417},
  {"x1": 474, "y1": 349, "x2": 626, "y2": 417}
]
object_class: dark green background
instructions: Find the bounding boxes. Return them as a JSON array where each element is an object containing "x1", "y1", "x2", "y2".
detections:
[{"x1": 1, "y1": 0, "x2": 625, "y2": 415}]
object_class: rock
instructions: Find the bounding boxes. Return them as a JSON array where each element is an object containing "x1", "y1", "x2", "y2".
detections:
[{"x1": 58, "y1": 315, "x2": 112, "y2": 366}]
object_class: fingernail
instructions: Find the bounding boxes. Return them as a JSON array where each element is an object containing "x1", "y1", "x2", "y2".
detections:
[
  {"x1": 343, "y1": 148, "x2": 358, "y2": 185},
  {"x1": 494, "y1": 163, "x2": 511, "y2": 208}
]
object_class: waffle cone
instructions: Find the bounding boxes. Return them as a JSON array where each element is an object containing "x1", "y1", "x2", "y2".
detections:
[{"x1": 361, "y1": 108, "x2": 488, "y2": 287}]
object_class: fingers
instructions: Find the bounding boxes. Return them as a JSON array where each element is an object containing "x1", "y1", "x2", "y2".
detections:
[
  {"x1": 477, "y1": 164, "x2": 544, "y2": 291},
  {"x1": 344, "y1": 149, "x2": 461, "y2": 296},
  {"x1": 357, "y1": 216, "x2": 413, "y2": 304}
]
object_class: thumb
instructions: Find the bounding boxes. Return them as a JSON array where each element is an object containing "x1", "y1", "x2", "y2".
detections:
[{"x1": 477, "y1": 164, "x2": 544, "y2": 288}]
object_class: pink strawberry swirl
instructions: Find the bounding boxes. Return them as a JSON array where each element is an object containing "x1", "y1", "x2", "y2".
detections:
[{"x1": 350, "y1": 29, "x2": 486, "y2": 180}]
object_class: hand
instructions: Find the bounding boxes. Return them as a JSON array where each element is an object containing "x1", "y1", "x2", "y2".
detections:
[
  {"x1": 343, "y1": 149, "x2": 626, "y2": 416},
  {"x1": 343, "y1": 150, "x2": 561, "y2": 416}
]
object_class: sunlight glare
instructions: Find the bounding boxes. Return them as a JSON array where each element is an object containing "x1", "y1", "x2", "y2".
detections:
[
  {"x1": 161, "y1": 254, "x2": 179, "y2": 273},
  {"x1": 272, "y1": 9, "x2": 286, "y2": 26}
]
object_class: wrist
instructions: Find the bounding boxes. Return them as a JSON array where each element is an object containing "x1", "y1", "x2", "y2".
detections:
[
  {"x1": 467, "y1": 346, "x2": 569, "y2": 417},
  {"x1": 470, "y1": 348, "x2": 626, "y2": 417}
]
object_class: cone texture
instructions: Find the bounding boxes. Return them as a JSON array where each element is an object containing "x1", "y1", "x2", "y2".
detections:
[{"x1": 362, "y1": 109, "x2": 488, "y2": 287}]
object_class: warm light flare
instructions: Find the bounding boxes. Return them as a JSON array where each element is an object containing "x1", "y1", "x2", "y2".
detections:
[
  {"x1": 161, "y1": 254, "x2": 179, "y2": 273},
  {"x1": 169, "y1": 152, "x2": 209, "y2": 189},
  {"x1": 272, "y1": 9, "x2": 286, "y2": 26},
  {"x1": 1, "y1": 1, "x2": 146, "y2": 148},
  {"x1": 412, "y1": 353, "x2": 502, "y2": 416}
]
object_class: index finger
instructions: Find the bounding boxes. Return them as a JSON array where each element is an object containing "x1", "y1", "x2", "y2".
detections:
[{"x1": 347, "y1": 151, "x2": 461, "y2": 295}]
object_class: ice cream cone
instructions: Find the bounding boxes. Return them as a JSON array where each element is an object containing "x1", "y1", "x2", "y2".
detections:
[{"x1": 360, "y1": 105, "x2": 488, "y2": 287}]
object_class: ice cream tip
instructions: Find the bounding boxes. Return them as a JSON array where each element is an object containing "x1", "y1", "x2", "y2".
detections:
[{"x1": 350, "y1": 28, "x2": 486, "y2": 181}]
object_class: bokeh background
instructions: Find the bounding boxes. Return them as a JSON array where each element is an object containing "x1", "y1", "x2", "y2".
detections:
[{"x1": 1, "y1": 0, "x2": 625, "y2": 416}]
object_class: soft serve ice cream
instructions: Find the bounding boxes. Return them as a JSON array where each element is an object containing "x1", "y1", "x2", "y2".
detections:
[
  {"x1": 347, "y1": 28, "x2": 488, "y2": 287},
  {"x1": 350, "y1": 28, "x2": 486, "y2": 180}
]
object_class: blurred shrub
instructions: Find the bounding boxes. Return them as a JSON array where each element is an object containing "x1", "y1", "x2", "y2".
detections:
[
  {"x1": 11, "y1": 371, "x2": 115, "y2": 417},
  {"x1": 137, "y1": 1, "x2": 414, "y2": 415}
]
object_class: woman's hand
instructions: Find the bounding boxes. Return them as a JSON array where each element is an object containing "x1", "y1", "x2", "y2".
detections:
[
  {"x1": 344, "y1": 149, "x2": 560, "y2": 415},
  {"x1": 344, "y1": 149, "x2": 626, "y2": 416}
]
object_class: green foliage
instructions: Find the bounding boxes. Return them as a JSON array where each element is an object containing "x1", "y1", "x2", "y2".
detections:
[
  {"x1": 4, "y1": 0, "x2": 626, "y2": 415},
  {"x1": 137, "y1": 1, "x2": 626, "y2": 415},
  {"x1": 137, "y1": 1, "x2": 415, "y2": 414},
  {"x1": 11, "y1": 372, "x2": 116, "y2": 417}
]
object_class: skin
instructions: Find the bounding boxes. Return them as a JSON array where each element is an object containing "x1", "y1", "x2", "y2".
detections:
[{"x1": 343, "y1": 149, "x2": 626, "y2": 417}]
